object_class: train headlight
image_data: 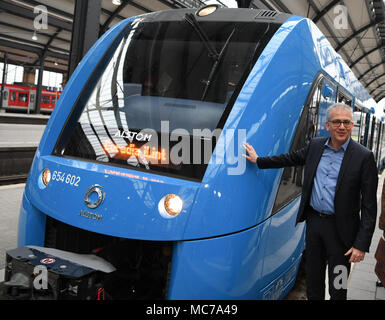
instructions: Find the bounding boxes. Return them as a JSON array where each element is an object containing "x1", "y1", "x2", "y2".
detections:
[
  {"x1": 41, "y1": 169, "x2": 51, "y2": 186},
  {"x1": 197, "y1": 5, "x2": 218, "y2": 17},
  {"x1": 158, "y1": 194, "x2": 183, "y2": 218}
]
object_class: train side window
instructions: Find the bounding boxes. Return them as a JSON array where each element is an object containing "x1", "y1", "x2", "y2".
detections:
[
  {"x1": 10, "y1": 92, "x2": 16, "y2": 101},
  {"x1": 271, "y1": 77, "x2": 322, "y2": 214},
  {"x1": 3, "y1": 91, "x2": 7, "y2": 100},
  {"x1": 41, "y1": 96, "x2": 50, "y2": 104},
  {"x1": 19, "y1": 93, "x2": 28, "y2": 102},
  {"x1": 30, "y1": 94, "x2": 35, "y2": 103}
]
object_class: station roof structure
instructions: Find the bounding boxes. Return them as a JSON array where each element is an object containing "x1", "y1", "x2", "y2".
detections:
[
  {"x1": 1, "y1": 0, "x2": 385, "y2": 102},
  {"x1": 0, "y1": 0, "x2": 221, "y2": 75},
  {"x1": 253, "y1": 0, "x2": 385, "y2": 102}
]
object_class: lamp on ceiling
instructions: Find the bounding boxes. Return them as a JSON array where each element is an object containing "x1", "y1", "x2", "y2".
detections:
[
  {"x1": 32, "y1": 31, "x2": 38, "y2": 41},
  {"x1": 112, "y1": 0, "x2": 122, "y2": 5}
]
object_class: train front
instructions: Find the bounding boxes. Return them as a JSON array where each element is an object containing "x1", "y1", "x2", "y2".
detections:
[{"x1": 2, "y1": 7, "x2": 292, "y2": 299}]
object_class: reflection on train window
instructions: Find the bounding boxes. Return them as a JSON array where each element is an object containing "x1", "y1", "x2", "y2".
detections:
[
  {"x1": 56, "y1": 19, "x2": 280, "y2": 181},
  {"x1": 10, "y1": 92, "x2": 17, "y2": 101},
  {"x1": 41, "y1": 96, "x2": 50, "y2": 104},
  {"x1": 272, "y1": 77, "x2": 322, "y2": 214},
  {"x1": 122, "y1": 22, "x2": 261, "y2": 104},
  {"x1": 337, "y1": 88, "x2": 352, "y2": 106},
  {"x1": 52, "y1": 97, "x2": 57, "y2": 104}
]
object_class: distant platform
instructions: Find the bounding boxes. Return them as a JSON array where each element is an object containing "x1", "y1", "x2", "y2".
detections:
[{"x1": 0, "y1": 111, "x2": 49, "y2": 125}]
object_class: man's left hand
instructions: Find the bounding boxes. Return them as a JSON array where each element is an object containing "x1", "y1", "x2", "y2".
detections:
[{"x1": 344, "y1": 247, "x2": 365, "y2": 263}]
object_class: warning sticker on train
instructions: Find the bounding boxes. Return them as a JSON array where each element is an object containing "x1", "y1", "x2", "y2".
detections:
[{"x1": 40, "y1": 258, "x2": 56, "y2": 264}]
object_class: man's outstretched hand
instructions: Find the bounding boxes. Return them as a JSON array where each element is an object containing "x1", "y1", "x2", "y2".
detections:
[{"x1": 242, "y1": 142, "x2": 258, "y2": 164}]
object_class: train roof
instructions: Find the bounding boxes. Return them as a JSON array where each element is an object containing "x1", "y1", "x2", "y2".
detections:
[
  {"x1": 137, "y1": 7, "x2": 292, "y2": 25},
  {"x1": 0, "y1": 83, "x2": 62, "y2": 92}
]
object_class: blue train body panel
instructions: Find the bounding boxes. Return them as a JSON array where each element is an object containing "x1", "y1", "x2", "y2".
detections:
[
  {"x1": 169, "y1": 197, "x2": 304, "y2": 299},
  {"x1": 23, "y1": 155, "x2": 199, "y2": 240},
  {"x1": 15, "y1": 8, "x2": 374, "y2": 300}
]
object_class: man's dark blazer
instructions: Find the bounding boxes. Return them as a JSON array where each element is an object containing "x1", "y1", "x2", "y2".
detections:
[{"x1": 257, "y1": 137, "x2": 378, "y2": 252}]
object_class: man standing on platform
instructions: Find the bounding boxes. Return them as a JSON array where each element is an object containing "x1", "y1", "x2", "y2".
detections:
[{"x1": 243, "y1": 103, "x2": 378, "y2": 300}]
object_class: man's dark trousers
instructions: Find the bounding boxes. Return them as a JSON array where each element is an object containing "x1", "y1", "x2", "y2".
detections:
[{"x1": 305, "y1": 210, "x2": 351, "y2": 300}]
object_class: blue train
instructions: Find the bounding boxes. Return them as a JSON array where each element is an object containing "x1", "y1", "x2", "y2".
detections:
[{"x1": 2, "y1": 6, "x2": 385, "y2": 300}]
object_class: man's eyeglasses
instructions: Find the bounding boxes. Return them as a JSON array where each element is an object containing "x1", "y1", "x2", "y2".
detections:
[{"x1": 329, "y1": 120, "x2": 353, "y2": 128}]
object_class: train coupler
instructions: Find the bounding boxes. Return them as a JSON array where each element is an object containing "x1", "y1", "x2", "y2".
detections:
[{"x1": 0, "y1": 246, "x2": 115, "y2": 300}]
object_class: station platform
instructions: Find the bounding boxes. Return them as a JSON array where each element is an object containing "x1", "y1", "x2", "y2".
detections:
[
  {"x1": 346, "y1": 173, "x2": 385, "y2": 300},
  {"x1": 0, "y1": 123, "x2": 45, "y2": 148},
  {"x1": 0, "y1": 178, "x2": 384, "y2": 300}
]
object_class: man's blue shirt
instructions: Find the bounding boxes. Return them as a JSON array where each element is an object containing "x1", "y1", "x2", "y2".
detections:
[{"x1": 310, "y1": 138, "x2": 350, "y2": 215}]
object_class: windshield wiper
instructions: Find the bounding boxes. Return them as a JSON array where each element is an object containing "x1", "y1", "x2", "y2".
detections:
[
  {"x1": 201, "y1": 27, "x2": 235, "y2": 100},
  {"x1": 184, "y1": 13, "x2": 236, "y2": 100},
  {"x1": 184, "y1": 13, "x2": 219, "y2": 61}
]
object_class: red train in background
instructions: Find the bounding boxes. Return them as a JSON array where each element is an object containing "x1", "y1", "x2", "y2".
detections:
[{"x1": 0, "y1": 83, "x2": 61, "y2": 113}]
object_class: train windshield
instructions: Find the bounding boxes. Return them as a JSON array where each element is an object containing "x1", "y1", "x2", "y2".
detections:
[{"x1": 55, "y1": 18, "x2": 278, "y2": 180}]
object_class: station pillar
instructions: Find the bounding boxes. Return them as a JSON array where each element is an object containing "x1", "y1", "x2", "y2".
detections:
[
  {"x1": 68, "y1": 0, "x2": 102, "y2": 78},
  {"x1": 0, "y1": 53, "x2": 8, "y2": 110}
]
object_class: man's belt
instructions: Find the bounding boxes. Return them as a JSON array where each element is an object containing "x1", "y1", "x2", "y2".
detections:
[{"x1": 309, "y1": 206, "x2": 335, "y2": 218}]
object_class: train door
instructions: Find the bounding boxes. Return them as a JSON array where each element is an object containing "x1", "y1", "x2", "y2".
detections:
[
  {"x1": 1, "y1": 87, "x2": 9, "y2": 108},
  {"x1": 28, "y1": 90, "x2": 35, "y2": 113},
  {"x1": 260, "y1": 76, "x2": 326, "y2": 298},
  {"x1": 9, "y1": 90, "x2": 18, "y2": 107},
  {"x1": 8, "y1": 90, "x2": 17, "y2": 107}
]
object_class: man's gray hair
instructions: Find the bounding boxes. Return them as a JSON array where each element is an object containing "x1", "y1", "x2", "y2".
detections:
[{"x1": 326, "y1": 103, "x2": 353, "y2": 121}]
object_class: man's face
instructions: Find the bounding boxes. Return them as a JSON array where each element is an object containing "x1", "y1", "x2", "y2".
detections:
[{"x1": 325, "y1": 108, "x2": 353, "y2": 146}]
